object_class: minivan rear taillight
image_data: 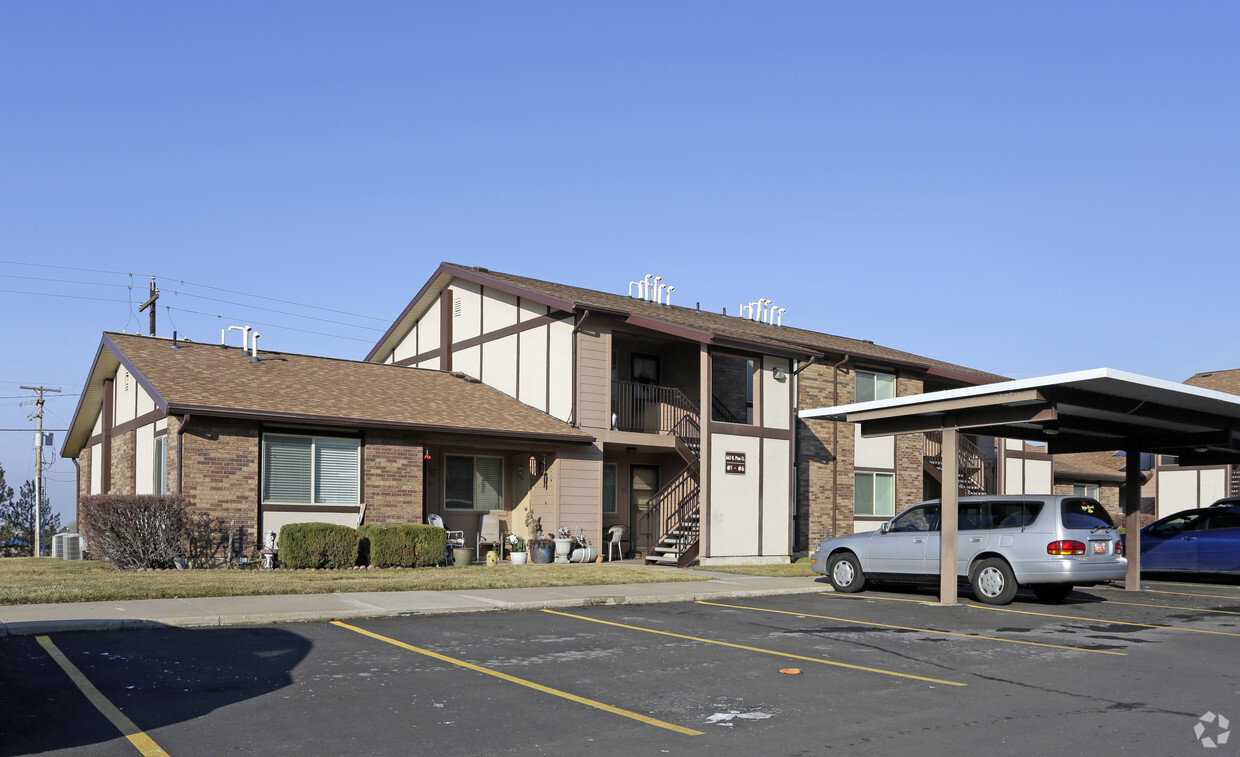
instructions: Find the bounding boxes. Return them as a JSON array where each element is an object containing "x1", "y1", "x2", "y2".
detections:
[
  {"x1": 1114, "y1": 539, "x2": 1123, "y2": 556},
  {"x1": 1047, "y1": 540, "x2": 1086, "y2": 556}
]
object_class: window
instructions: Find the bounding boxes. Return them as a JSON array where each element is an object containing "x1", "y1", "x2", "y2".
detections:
[
  {"x1": 711, "y1": 355, "x2": 755, "y2": 424},
  {"x1": 445, "y1": 455, "x2": 504, "y2": 510},
  {"x1": 855, "y1": 471, "x2": 895, "y2": 517},
  {"x1": 855, "y1": 370, "x2": 896, "y2": 403},
  {"x1": 1073, "y1": 483, "x2": 1100, "y2": 499},
  {"x1": 153, "y1": 435, "x2": 168, "y2": 495},
  {"x1": 603, "y1": 463, "x2": 618, "y2": 514},
  {"x1": 263, "y1": 434, "x2": 360, "y2": 505},
  {"x1": 889, "y1": 503, "x2": 938, "y2": 532}
]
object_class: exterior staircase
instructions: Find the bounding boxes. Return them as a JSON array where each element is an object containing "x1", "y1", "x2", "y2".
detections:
[
  {"x1": 620, "y1": 385, "x2": 700, "y2": 568},
  {"x1": 924, "y1": 431, "x2": 995, "y2": 496}
]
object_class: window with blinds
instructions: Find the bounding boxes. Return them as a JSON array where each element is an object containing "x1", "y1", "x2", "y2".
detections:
[
  {"x1": 855, "y1": 370, "x2": 896, "y2": 404},
  {"x1": 263, "y1": 434, "x2": 360, "y2": 505},
  {"x1": 153, "y1": 435, "x2": 168, "y2": 495},
  {"x1": 855, "y1": 471, "x2": 895, "y2": 516},
  {"x1": 445, "y1": 455, "x2": 504, "y2": 510}
]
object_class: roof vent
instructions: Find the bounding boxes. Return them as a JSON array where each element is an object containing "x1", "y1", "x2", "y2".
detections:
[
  {"x1": 738, "y1": 299, "x2": 785, "y2": 326},
  {"x1": 627, "y1": 274, "x2": 675, "y2": 306}
]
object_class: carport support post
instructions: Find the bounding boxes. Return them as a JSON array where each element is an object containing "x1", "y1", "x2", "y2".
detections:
[
  {"x1": 939, "y1": 429, "x2": 959, "y2": 605},
  {"x1": 1124, "y1": 447, "x2": 1142, "y2": 591}
]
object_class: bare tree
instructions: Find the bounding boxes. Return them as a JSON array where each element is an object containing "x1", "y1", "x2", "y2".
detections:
[{"x1": 0, "y1": 465, "x2": 61, "y2": 556}]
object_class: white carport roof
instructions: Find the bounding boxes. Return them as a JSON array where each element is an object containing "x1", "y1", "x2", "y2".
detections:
[{"x1": 800, "y1": 367, "x2": 1240, "y2": 604}]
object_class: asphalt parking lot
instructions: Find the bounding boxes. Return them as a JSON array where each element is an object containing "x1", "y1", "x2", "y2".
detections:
[{"x1": 4, "y1": 578, "x2": 1239, "y2": 757}]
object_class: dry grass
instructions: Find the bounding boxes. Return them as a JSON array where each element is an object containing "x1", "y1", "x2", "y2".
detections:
[
  {"x1": 691, "y1": 558, "x2": 816, "y2": 578},
  {"x1": 0, "y1": 558, "x2": 711, "y2": 606}
]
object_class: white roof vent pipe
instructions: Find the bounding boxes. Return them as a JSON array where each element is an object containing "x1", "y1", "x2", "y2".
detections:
[
  {"x1": 250, "y1": 333, "x2": 261, "y2": 362},
  {"x1": 663, "y1": 286, "x2": 674, "y2": 306},
  {"x1": 649, "y1": 276, "x2": 662, "y2": 302},
  {"x1": 773, "y1": 307, "x2": 786, "y2": 326}
]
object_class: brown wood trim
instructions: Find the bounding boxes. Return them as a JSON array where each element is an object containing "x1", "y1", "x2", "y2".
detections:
[
  {"x1": 261, "y1": 504, "x2": 362, "y2": 513},
  {"x1": 102, "y1": 378, "x2": 113, "y2": 493},
  {"x1": 395, "y1": 312, "x2": 567, "y2": 367},
  {"x1": 154, "y1": 427, "x2": 169, "y2": 439},
  {"x1": 441, "y1": 288, "x2": 453, "y2": 372},
  {"x1": 86, "y1": 433, "x2": 104, "y2": 447},
  {"x1": 709, "y1": 421, "x2": 793, "y2": 441},
  {"x1": 110, "y1": 409, "x2": 167, "y2": 438}
]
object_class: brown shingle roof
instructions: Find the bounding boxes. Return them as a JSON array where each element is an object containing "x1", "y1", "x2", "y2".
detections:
[
  {"x1": 1185, "y1": 369, "x2": 1240, "y2": 397},
  {"x1": 412, "y1": 264, "x2": 1007, "y2": 384},
  {"x1": 63, "y1": 333, "x2": 591, "y2": 457},
  {"x1": 1053, "y1": 450, "x2": 1129, "y2": 482}
]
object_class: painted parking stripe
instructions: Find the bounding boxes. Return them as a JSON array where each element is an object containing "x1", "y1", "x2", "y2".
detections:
[
  {"x1": 1098, "y1": 599, "x2": 1240, "y2": 616},
  {"x1": 819, "y1": 592, "x2": 941, "y2": 605},
  {"x1": 698, "y1": 600, "x2": 1126, "y2": 655},
  {"x1": 964, "y1": 604, "x2": 1240, "y2": 637},
  {"x1": 542, "y1": 609, "x2": 966, "y2": 687},
  {"x1": 1097, "y1": 586, "x2": 1240, "y2": 601},
  {"x1": 35, "y1": 636, "x2": 169, "y2": 757},
  {"x1": 330, "y1": 621, "x2": 703, "y2": 736}
]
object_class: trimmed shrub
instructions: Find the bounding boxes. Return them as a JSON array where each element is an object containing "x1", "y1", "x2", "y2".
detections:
[
  {"x1": 79, "y1": 494, "x2": 192, "y2": 570},
  {"x1": 359, "y1": 524, "x2": 447, "y2": 568},
  {"x1": 278, "y1": 523, "x2": 359, "y2": 569}
]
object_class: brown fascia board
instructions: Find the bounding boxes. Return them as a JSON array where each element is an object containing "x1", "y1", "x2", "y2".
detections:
[
  {"x1": 925, "y1": 365, "x2": 1006, "y2": 386},
  {"x1": 364, "y1": 263, "x2": 578, "y2": 363},
  {"x1": 60, "y1": 334, "x2": 174, "y2": 459},
  {"x1": 163, "y1": 404, "x2": 596, "y2": 445}
]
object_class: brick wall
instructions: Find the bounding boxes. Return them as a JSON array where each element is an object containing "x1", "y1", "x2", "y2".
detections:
[
  {"x1": 77, "y1": 444, "x2": 92, "y2": 525},
  {"x1": 181, "y1": 417, "x2": 261, "y2": 546},
  {"x1": 895, "y1": 374, "x2": 925, "y2": 512},
  {"x1": 363, "y1": 430, "x2": 424, "y2": 524},
  {"x1": 110, "y1": 430, "x2": 136, "y2": 495},
  {"x1": 796, "y1": 361, "x2": 854, "y2": 548}
]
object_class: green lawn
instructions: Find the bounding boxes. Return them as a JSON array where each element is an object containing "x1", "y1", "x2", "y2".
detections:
[{"x1": 0, "y1": 558, "x2": 711, "y2": 606}]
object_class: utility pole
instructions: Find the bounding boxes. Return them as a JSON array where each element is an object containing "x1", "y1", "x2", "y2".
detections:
[
  {"x1": 138, "y1": 277, "x2": 159, "y2": 336},
  {"x1": 20, "y1": 385, "x2": 60, "y2": 557}
]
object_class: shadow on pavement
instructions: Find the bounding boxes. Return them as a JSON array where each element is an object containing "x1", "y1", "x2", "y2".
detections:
[{"x1": 0, "y1": 624, "x2": 311, "y2": 756}]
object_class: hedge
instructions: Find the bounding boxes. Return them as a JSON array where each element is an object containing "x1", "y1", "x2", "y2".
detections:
[
  {"x1": 79, "y1": 494, "x2": 192, "y2": 570},
  {"x1": 358, "y1": 524, "x2": 447, "y2": 568},
  {"x1": 277, "y1": 523, "x2": 359, "y2": 569}
]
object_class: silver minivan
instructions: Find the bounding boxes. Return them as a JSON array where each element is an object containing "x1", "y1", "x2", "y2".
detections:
[{"x1": 810, "y1": 494, "x2": 1127, "y2": 604}]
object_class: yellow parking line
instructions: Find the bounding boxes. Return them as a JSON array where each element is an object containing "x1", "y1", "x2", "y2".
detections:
[
  {"x1": 697, "y1": 601, "x2": 1126, "y2": 655},
  {"x1": 35, "y1": 636, "x2": 169, "y2": 757},
  {"x1": 1098, "y1": 586, "x2": 1240, "y2": 601},
  {"x1": 964, "y1": 605, "x2": 1240, "y2": 637},
  {"x1": 331, "y1": 621, "x2": 702, "y2": 736},
  {"x1": 819, "y1": 592, "x2": 941, "y2": 605},
  {"x1": 542, "y1": 609, "x2": 966, "y2": 687},
  {"x1": 1099, "y1": 599, "x2": 1240, "y2": 616}
]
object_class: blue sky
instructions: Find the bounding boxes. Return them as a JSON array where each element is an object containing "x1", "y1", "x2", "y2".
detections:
[{"x1": 2, "y1": 2, "x2": 1237, "y2": 525}]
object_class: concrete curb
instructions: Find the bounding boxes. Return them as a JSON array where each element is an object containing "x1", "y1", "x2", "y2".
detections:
[{"x1": 0, "y1": 579, "x2": 830, "y2": 636}]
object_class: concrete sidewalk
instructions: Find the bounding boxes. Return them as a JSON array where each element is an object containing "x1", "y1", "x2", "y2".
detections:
[{"x1": 0, "y1": 570, "x2": 830, "y2": 636}]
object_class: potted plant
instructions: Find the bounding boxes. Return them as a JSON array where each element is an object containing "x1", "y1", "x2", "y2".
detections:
[
  {"x1": 528, "y1": 533, "x2": 554, "y2": 564},
  {"x1": 507, "y1": 534, "x2": 528, "y2": 565},
  {"x1": 569, "y1": 530, "x2": 598, "y2": 563},
  {"x1": 553, "y1": 526, "x2": 575, "y2": 564}
]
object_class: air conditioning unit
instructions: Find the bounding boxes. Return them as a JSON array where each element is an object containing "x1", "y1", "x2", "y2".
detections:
[
  {"x1": 51, "y1": 533, "x2": 66, "y2": 559},
  {"x1": 63, "y1": 534, "x2": 85, "y2": 561}
]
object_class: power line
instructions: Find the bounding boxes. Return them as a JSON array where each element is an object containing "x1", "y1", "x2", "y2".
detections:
[
  {"x1": 0, "y1": 288, "x2": 131, "y2": 304},
  {"x1": 164, "y1": 289, "x2": 384, "y2": 331},
  {"x1": 165, "y1": 306, "x2": 375, "y2": 343},
  {"x1": 0, "y1": 259, "x2": 389, "y2": 322}
]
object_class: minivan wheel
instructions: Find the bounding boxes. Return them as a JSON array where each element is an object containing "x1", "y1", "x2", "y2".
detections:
[
  {"x1": 1030, "y1": 584, "x2": 1073, "y2": 603},
  {"x1": 828, "y1": 553, "x2": 867, "y2": 593},
  {"x1": 970, "y1": 558, "x2": 1017, "y2": 605}
]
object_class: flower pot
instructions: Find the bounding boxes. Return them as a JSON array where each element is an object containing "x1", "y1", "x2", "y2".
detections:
[
  {"x1": 531, "y1": 545, "x2": 553, "y2": 564},
  {"x1": 452, "y1": 547, "x2": 474, "y2": 567},
  {"x1": 570, "y1": 547, "x2": 598, "y2": 563},
  {"x1": 510, "y1": 551, "x2": 528, "y2": 565},
  {"x1": 553, "y1": 538, "x2": 573, "y2": 564}
]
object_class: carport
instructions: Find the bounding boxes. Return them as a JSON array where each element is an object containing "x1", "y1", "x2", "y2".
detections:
[{"x1": 801, "y1": 368, "x2": 1240, "y2": 604}]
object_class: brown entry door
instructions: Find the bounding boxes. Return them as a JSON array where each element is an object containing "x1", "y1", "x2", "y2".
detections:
[{"x1": 630, "y1": 465, "x2": 660, "y2": 554}]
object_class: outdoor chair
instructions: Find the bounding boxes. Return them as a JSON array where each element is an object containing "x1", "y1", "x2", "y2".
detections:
[
  {"x1": 428, "y1": 513, "x2": 466, "y2": 563},
  {"x1": 477, "y1": 513, "x2": 503, "y2": 560},
  {"x1": 606, "y1": 525, "x2": 629, "y2": 561}
]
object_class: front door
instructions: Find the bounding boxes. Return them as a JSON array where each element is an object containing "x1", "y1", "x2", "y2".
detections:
[{"x1": 630, "y1": 464, "x2": 660, "y2": 554}]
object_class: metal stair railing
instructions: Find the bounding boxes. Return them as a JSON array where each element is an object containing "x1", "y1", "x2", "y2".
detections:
[
  {"x1": 636, "y1": 460, "x2": 700, "y2": 566},
  {"x1": 612, "y1": 381, "x2": 700, "y2": 437}
]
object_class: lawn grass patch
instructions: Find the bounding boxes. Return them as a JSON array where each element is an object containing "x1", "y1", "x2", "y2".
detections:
[
  {"x1": 691, "y1": 558, "x2": 816, "y2": 578},
  {"x1": 0, "y1": 558, "x2": 711, "y2": 606}
]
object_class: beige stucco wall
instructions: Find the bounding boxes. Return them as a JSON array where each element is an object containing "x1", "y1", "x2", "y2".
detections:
[
  {"x1": 854, "y1": 425, "x2": 895, "y2": 469},
  {"x1": 1157, "y1": 468, "x2": 1227, "y2": 517},
  {"x1": 709, "y1": 433, "x2": 761, "y2": 556},
  {"x1": 761, "y1": 437, "x2": 791, "y2": 555},
  {"x1": 1005, "y1": 457, "x2": 1052, "y2": 494},
  {"x1": 761, "y1": 357, "x2": 791, "y2": 430},
  {"x1": 548, "y1": 319, "x2": 573, "y2": 421}
]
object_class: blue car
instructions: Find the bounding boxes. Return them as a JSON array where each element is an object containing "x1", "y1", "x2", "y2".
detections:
[{"x1": 1131, "y1": 505, "x2": 1240, "y2": 574}]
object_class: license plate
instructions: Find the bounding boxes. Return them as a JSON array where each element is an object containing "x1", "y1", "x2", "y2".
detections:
[{"x1": 1092, "y1": 541, "x2": 1108, "y2": 554}]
